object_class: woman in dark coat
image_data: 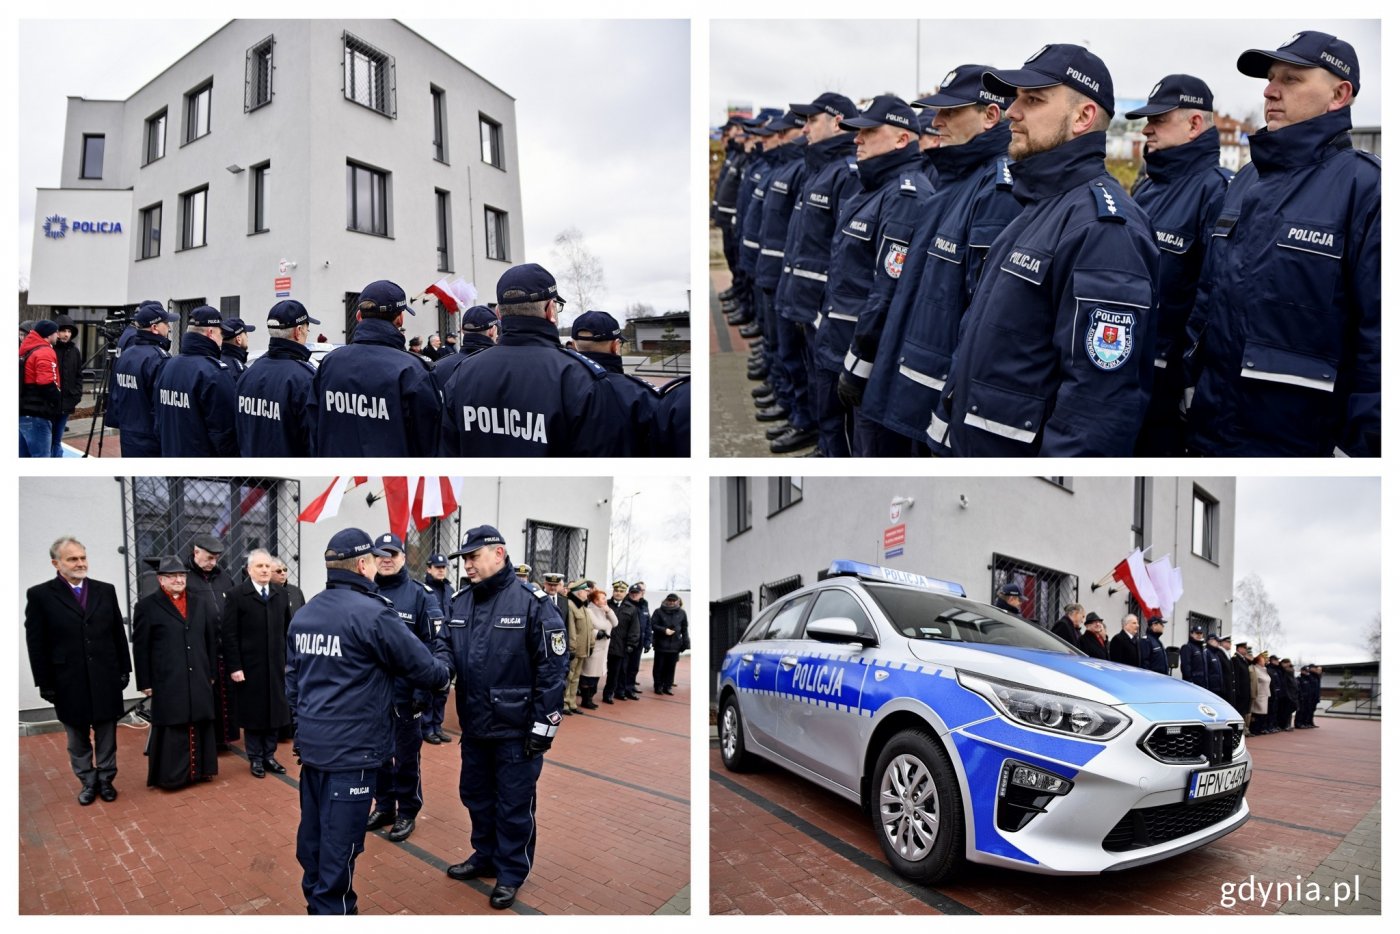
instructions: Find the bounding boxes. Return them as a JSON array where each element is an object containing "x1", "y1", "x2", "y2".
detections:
[
  {"x1": 132, "y1": 557, "x2": 219, "y2": 790},
  {"x1": 222, "y1": 550, "x2": 292, "y2": 777},
  {"x1": 649, "y1": 594, "x2": 689, "y2": 695}
]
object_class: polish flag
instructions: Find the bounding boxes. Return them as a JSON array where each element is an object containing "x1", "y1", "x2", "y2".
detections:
[
  {"x1": 413, "y1": 477, "x2": 463, "y2": 531},
  {"x1": 1112, "y1": 549, "x2": 1162, "y2": 618},
  {"x1": 1146, "y1": 555, "x2": 1185, "y2": 618},
  {"x1": 447, "y1": 278, "x2": 478, "y2": 311},
  {"x1": 382, "y1": 477, "x2": 414, "y2": 541},
  {"x1": 298, "y1": 477, "x2": 368, "y2": 524},
  {"x1": 425, "y1": 278, "x2": 460, "y2": 313}
]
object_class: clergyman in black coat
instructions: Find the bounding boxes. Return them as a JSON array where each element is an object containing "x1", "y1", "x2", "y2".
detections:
[
  {"x1": 24, "y1": 537, "x2": 132, "y2": 804},
  {"x1": 223, "y1": 549, "x2": 293, "y2": 777}
]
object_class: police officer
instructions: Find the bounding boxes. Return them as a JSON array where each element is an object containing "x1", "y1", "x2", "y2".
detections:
[
  {"x1": 285, "y1": 528, "x2": 451, "y2": 915},
  {"x1": 993, "y1": 582, "x2": 1025, "y2": 616},
  {"x1": 726, "y1": 109, "x2": 784, "y2": 331},
  {"x1": 860, "y1": 65, "x2": 1020, "y2": 455},
  {"x1": 767, "y1": 93, "x2": 859, "y2": 454},
  {"x1": 933, "y1": 45, "x2": 1159, "y2": 456},
  {"x1": 654, "y1": 375, "x2": 691, "y2": 457},
  {"x1": 916, "y1": 109, "x2": 941, "y2": 182},
  {"x1": 713, "y1": 117, "x2": 750, "y2": 310},
  {"x1": 1125, "y1": 75, "x2": 1232, "y2": 456},
  {"x1": 311, "y1": 280, "x2": 441, "y2": 457},
  {"x1": 625, "y1": 582, "x2": 652, "y2": 697},
  {"x1": 1180, "y1": 624, "x2": 1210, "y2": 688},
  {"x1": 219, "y1": 318, "x2": 257, "y2": 379},
  {"x1": 822, "y1": 94, "x2": 936, "y2": 457},
  {"x1": 430, "y1": 305, "x2": 498, "y2": 395},
  {"x1": 572, "y1": 310, "x2": 662, "y2": 455},
  {"x1": 439, "y1": 526, "x2": 567, "y2": 910},
  {"x1": 1140, "y1": 616, "x2": 1169, "y2": 674},
  {"x1": 439, "y1": 263, "x2": 635, "y2": 457},
  {"x1": 420, "y1": 551, "x2": 453, "y2": 745},
  {"x1": 1185, "y1": 31, "x2": 1379, "y2": 457},
  {"x1": 153, "y1": 305, "x2": 238, "y2": 457},
  {"x1": 235, "y1": 300, "x2": 320, "y2": 457},
  {"x1": 108, "y1": 302, "x2": 177, "y2": 458}
]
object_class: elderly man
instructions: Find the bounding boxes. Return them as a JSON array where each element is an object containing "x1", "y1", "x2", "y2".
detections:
[
  {"x1": 1186, "y1": 31, "x2": 1379, "y2": 457},
  {"x1": 223, "y1": 548, "x2": 293, "y2": 778},
  {"x1": 25, "y1": 537, "x2": 131, "y2": 804},
  {"x1": 1109, "y1": 614, "x2": 1143, "y2": 667},
  {"x1": 182, "y1": 534, "x2": 239, "y2": 746},
  {"x1": 1051, "y1": 603, "x2": 1086, "y2": 645},
  {"x1": 153, "y1": 305, "x2": 238, "y2": 457}
]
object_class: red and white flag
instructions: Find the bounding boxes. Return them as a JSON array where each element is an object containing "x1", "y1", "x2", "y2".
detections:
[
  {"x1": 413, "y1": 477, "x2": 463, "y2": 531},
  {"x1": 447, "y1": 278, "x2": 478, "y2": 311},
  {"x1": 425, "y1": 278, "x2": 460, "y2": 313},
  {"x1": 1146, "y1": 555, "x2": 1184, "y2": 618},
  {"x1": 214, "y1": 485, "x2": 268, "y2": 538},
  {"x1": 1111, "y1": 549, "x2": 1162, "y2": 618},
  {"x1": 298, "y1": 477, "x2": 368, "y2": 524}
]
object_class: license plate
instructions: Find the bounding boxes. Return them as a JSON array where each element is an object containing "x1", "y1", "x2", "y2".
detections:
[{"x1": 1187, "y1": 762, "x2": 1248, "y2": 801}]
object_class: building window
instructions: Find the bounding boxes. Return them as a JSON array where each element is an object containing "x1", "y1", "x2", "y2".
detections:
[
  {"x1": 179, "y1": 186, "x2": 208, "y2": 250},
  {"x1": 990, "y1": 553, "x2": 1078, "y2": 627},
  {"x1": 725, "y1": 477, "x2": 750, "y2": 540},
  {"x1": 251, "y1": 162, "x2": 270, "y2": 233},
  {"x1": 143, "y1": 110, "x2": 167, "y2": 165},
  {"x1": 431, "y1": 86, "x2": 448, "y2": 162},
  {"x1": 220, "y1": 296, "x2": 241, "y2": 317},
  {"x1": 480, "y1": 114, "x2": 504, "y2": 168},
  {"x1": 523, "y1": 520, "x2": 589, "y2": 584},
  {"x1": 139, "y1": 203, "x2": 161, "y2": 259},
  {"x1": 343, "y1": 32, "x2": 395, "y2": 117},
  {"x1": 760, "y1": 576, "x2": 805, "y2": 613},
  {"x1": 245, "y1": 36, "x2": 275, "y2": 111},
  {"x1": 346, "y1": 161, "x2": 389, "y2": 236},
  {"x1": 484, "y1": 206, "x2": 509, "y2": 261},
  {"x1": 80, "y1": 134, "x2": 104, "y2": 179},
  {"x1": 1187, "y1": 611, "x2": 1221, "y2": 639},
  {"x1": 1042, "y1": 477, "x2": 1074, "y2": 491},
  {"x1": 1192, "y1": 487, "x2": 1219, "y2": 563},
  {"x1": 767, "y1": 477, "x2": 803, "y2": 516},
  {"x1": 435, "y1": 189, "x2": 452, "y2": 272},
  {"x1": 184, "y1": 81, "x2": 213, "y2": 144}
]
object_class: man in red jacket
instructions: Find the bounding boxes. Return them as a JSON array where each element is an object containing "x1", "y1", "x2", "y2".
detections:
[{"x1": 19, "y1": 319, "x2": 62, "y2": 457}]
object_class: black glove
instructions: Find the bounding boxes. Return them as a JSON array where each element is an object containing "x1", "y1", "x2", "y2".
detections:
[
  {"x1": 524, "y1": 733, "x2": 553, "y2": 758},
  {"x1": 292, "y1": 741, "x2": 303, "y2": 766},
  {"x1": 39, "y1": 687, "x2": 56, "y2": 704},
  {"x1": 837, "y1": 370, "x2": 865, "y2": 409},
  {"x1": 595, "y1": 630, "x2": 610, "y2": 640},
  {"x1": 119, "y1": 673, "x2": 130, "y2": 689}
]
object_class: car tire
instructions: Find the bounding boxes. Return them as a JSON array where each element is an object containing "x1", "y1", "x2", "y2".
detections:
[
  {"x1": 719, "y1": 694, "x2": 756, "y2": 772},
  {"x1": 869, "y1": 729, "x2": 964, "y2": 884}
]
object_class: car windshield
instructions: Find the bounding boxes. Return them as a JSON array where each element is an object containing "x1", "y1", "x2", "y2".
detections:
[{"x1": 863, "y1": 584, "x2": 1080, "y2": 654}]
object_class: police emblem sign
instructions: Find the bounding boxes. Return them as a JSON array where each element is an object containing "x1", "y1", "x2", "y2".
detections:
[
  {"x1": 883, "y1": 241, "x2": 908, "y2": 278},
  {"x1": 1086, "y1": 307, "x2": 1134, "y2": 370}
]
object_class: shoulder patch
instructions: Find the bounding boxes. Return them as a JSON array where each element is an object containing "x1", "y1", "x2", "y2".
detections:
[
  {"x1": 560, "y1": 346, "x2": 609, "y2": 379},
  {"x1": 214, "y1": 359, "x2": 229, "y2": 369},
  {"x1": 995, "y1": 157, "x2": 1014, "y2": 191},
  {"x1": 1214, "y1": 166, "x2": 1235, "y2": 185},
  {"x1": 369, "y1": 592, "x2": 394, "y2": 607},
  {"x1": 1090, "y1": 182, "x2": 1126, "y2": 223},
  {"x1": 530, "y1": 583, "x2": 549, "y2": 600},
  {"x1": 298, "y1": 360, "x2": 316, "y2": 373},
  {"x1": 158, "y1": 349, "x2": 171, "y2": 358},
  {"x1": 624, "y1": 373, "x2": 663, "y2": 395}
]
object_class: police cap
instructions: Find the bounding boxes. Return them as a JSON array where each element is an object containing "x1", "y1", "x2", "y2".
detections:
[
  {"x1": 916, "y1": 110, "x2": 939, "y2": 136},
  {"x1": 192, "y1": 534, "x2": 227, "y2": 555},
  {"x1": 427, "y1": 552, "x2": 449, "y2": 567},
  {"x1": 373, "y1": 532, "x2": 406, "y2": 554},
  {"x1": 358, "y1": 279, "x2": 414, "y2": 316},
  {"x1": 741, "y1": 107, "x2": 785, "y2": 131},
  {"x1": 267, "y1": 300, "x2": 321, "y2": 328},
  {"x1": 839, "y1": 95, "x2": 918, "y2": 132},
  {"x1": 1147, "y1": 615, "x2": 1167, "y2": 628},
  {"x1": 460, "y1": 304, "x2": 499, "y2": 332},
  {"x1": 791, "y1": 92, "x2": 857, "y2": 121},
  {"x1": 1238, "y1": 30, "x2": 1360, "y2": 95},
  {"x1": 1190, "y1": 624, "x2": 1206, "y2": 634},
  {"x1": 143, "y1": 555, "x2": 187, "y2": 574},
  {"x1": 628, "y1": 583, "x2": 644, "y2": 594},
  {"x1": 450, "y1": 524, "x2": 507, "y2": 557},
  {"x1": 915, "y1": 64, "x2": 1009, "y2": 109},
  {"x1": 220, "y1": 318, "x2": 257, "y2": 338},
  {"x1": 572, "y1": 310, "x2": 623, "y2": 341},
  {"x1": 134, "y1": 301, "x2": 178, "y2": 326},
  {"x1": 1125, "y1": 74, "x2": 1215, "y2": 119},
  {"x1": 325, "y1": 527, "x2": 392, "y2": 561},
  {"x1": 189, "y1": 305, "x2": 223, "y2": 328},
  {"x1": 984, "y1": 44, "x2": 1116, "y2": 117},
  {"x1": 753, "y1": 109, "x2": 805, "y2": 135},
  {"x1": 497, "y1": 264, "x2": 564, "y2": 307},
  {"x1": 998, "y1": 582, "x2": 1024, "y2": 598}
]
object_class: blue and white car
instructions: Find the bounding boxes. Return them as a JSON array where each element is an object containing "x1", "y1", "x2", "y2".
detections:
[{"x1": 717, "y1": 561, "x2": 1251, "y2": 883}]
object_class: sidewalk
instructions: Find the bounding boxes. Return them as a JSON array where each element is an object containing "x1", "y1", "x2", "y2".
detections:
[{"x1": 20, "y1": 658, "x2": 690, "y2": 915}]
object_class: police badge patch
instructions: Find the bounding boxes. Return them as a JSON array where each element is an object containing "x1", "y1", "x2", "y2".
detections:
[
  {"x1": 883, "y1": 241, "x2": 908, "y2": 278},
  {"x1": 550, "y1": 630, "x2": 566, "y2": 655},
  {"x1": 1086, "y1": 307, "x2": 1135, "y2": 371}
]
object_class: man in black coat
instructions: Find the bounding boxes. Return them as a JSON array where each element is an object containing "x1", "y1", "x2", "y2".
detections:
[
  {"x1": 223, "y1": 549, "x2": 293, "y2": 777},
  {"x1": 25, "y1": 537, "x2": 131, "y2": 805},
  {"x1": 1278, "y1": 658, "x2": 1300, "y2": 731},
  {"x1": 1179, "y1": 625, "x2": 1210, "y2": 689},
  {"x1": 1078, "y1": 613, "x2": 1110, "y2": 660},
  {"x1": 182, "y1": 533, "x2": 239, "y2": 746},
  {"x1": 1208, "y1": 634, "x2": 1236, "y2": 708},
  {"x1": 650, "y1": 594, "x2": 689, "y2": 695},
  {"x1": 605, "y1": 581, "x2": 640, "y2": 702},
  {"x1": 1139, "y1": 616, "x2": 1169, "y2": 674},
  {"x1": 1050, "y1": 603, "x2": 1085, "y2": 646},
  {"x1": 625, "y1": 583, "x2": 652, "y2": 697},
  {"x1": 1108, "y1": 614, "x2": 1143, "y2": 667},
  {"x1": 51, "y1": 315, "x2": 84, "y2": 456},
  {"x1": 272, "y1": 556, "x2": 306, "y2": 616},
  {"x1": 1230, "y1": 640, "x2": 1254, "y2": 719}
]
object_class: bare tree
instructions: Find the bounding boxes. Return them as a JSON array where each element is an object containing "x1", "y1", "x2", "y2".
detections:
[
  {"x1": 1234, "y1": 572, "x2": 1283, "y2": 654},
  {"x1": 552, "y1": 227, "x2": 605, "y2": 311},
  {"x1": 1366, "y1": 612, "x2": 1380, "y2": 660}
]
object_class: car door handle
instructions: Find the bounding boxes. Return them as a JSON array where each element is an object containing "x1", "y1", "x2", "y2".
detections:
[
  {"x1": 741, "y1": 653, "x2": 754, "y2": 662},
  {"x1": 779, "y1": 656, "x2": 798, "y2": 669}
]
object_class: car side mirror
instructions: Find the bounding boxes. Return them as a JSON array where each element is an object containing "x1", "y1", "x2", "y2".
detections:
[{"x1": 807, "y1": 616, "x2": 877, "y2": 647}]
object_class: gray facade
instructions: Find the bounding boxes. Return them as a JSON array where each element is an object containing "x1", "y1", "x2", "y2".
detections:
[{"x1": 31, "y1": 19, "x2": 524, "y2": 352}]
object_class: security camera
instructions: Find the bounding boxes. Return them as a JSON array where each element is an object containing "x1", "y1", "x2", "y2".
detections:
[
  {"x1": 959, "y1": 494, "x2": 969, "y2": 509},
  {"x1": 323, "y1": 260, "x2": 331, "y2": 268}
]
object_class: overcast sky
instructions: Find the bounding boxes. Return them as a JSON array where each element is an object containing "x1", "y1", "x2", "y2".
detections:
[
  {"x1": 711, "y1": 19, "x2": 1381, "y2": 129},
  {"x1": 15, "y1": 18, "x2": 690, "y2": 318},
  {"x1": 1234, "y1": 477, "x2": 1379, "y2": 666},
  {"x1": 612, "y1": 476, "x2": 692, "y2": 592}
]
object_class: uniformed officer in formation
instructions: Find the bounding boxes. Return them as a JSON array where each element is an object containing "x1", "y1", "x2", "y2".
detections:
[
  {"x1": 439, "y1": 525, "x2": 567, "y2": 910},
  {"x1": 219, "y1": 318, "x2": 256, "y2": 379},
  {"x1": 420, "y1": 551, "x2": 453, "y2": 746},
  {"x1": 153, "y1": 305, "x2": 239, "y2": 457},
  {"x1": 107, "y1": 302, "x2": 177, "y2": 457},
  {"x1": 431, "y1": 304, "x2": 499, "y2": 394},
  {"x1": 655, "y1": 375, "x2": 691, "y2": 456},
  {"x1": 1184, "y1": 30, "x2": 1379, "y2": 457},
  {"x1": 1125, "y1": 75, "x2": 1232, "y2": 455},
  {"x1": 365, "y1": 533, "x2": 443, "y2": 844},
  {"x1": 438, "y1": 263, "x2": 635, "y2": 457},
  {"x1": 236, "y1": 299, "x2": 320, "y2": 457},
  {"x1": 285, "y1": 528, "x2": 451, "y2": 915},
  {"x1": 572, "y1": 310, "x2": 662, "y2": 454},
  {"x1": 934, "y1": 45, "x2": 1159, "y2": 456},
  {"x1": 311, "y1": 279, "x2": 441, "y2": 457}
]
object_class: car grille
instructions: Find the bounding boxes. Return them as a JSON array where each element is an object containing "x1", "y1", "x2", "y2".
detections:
[
  {"x1": 1141, "y1": 723, "x2": 1242, "y2": 765},
  {"x1": 1102, "y1": 784, "x2": 1248, "y2": 852}
]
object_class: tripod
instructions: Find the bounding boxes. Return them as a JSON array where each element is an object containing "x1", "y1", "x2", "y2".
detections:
[{"x1": 80, "y1": 332, "x2": 121, "y2": 458}]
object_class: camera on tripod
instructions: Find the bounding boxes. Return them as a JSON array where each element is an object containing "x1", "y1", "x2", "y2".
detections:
[{"x1": 97, "y1": 308, "x2": 130, "y2": 347}]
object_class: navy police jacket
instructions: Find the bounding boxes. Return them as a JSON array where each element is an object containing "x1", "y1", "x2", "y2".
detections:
[
  {"x1": 935, "y1": 132, "x2": 1159, "y2": 457},
  {"x1": 429, "y1": 332, "x2": 493, "y2": 395},
  {"x1": 774, "y1": 133, "x2": 859, "y2": 325},
  {"x1": 654, "y1": 375, "x2": 691, "y2": 457},
  {"x1": 440, "y1": 560, "x2": 567, "y2": 741},
  {"x1": 153, "y1": 332, "x2": 239, "y2": 457},
  {"x1": 1130, "y1": 127, "x2": 1231, "y2": 454},
  {"x1": 285, "y1": 568, "x2": 450, "y2": 772},
  {"x1": 1184, "y1": 108, "x2": 1381, "y2": 457},
  {"x1": 580, "y1": 350, "x2": 662, "y2": 456},
  {"x1": 439, "y1": 315, "x2": 634, "y2": 457},
  {"x1": 1179, "y1": 638, "x2": 1209, "y2": 689},
  {"x1": 310, "y1": 317, "x2": 441, "y2": 457},
  {"x1": 375, "y1": 565, "x2": 445, "y2": 716},
  {"x1": 860, "y1": 124, "x2": 1020, "y2": 445},
  {"x1": 236, "y1": 338, "x2": 317, "y2": 457},
  {"x1": 1139, "y1": 630, "x2": 1169, "y2": 674},
  {"x1": 713, "y1": 142, "x2": 748, "y2": 228},
  {"x1": 221, "y1": 344, "x2": 249, "y2": 380},
  {"x1": 753, "y1": 140, "x2": 807, "y2": 291},
  {"x1": 817, "y1": 143, "x2": 935, "y2": 375},
  {"x1": 107, "y1": 329, "x2": 171, "y2": 440},
  {"x1": 736, "y1": 148, "x2": 775, "y2": 277}
]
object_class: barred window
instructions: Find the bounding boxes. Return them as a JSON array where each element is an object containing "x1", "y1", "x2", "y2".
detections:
[
  {"x1": 523, "y1": 520, "x2": 588, "y2": 585},
  {"x1": 245, "y1": 36, "x2": 275, "y2": 111},
  {"x1": 343, "y1": 32, "x2": 395, "y2": 117},
  {"x1": 990, "y1": 553, "x2": 1078, "y2": 628}
]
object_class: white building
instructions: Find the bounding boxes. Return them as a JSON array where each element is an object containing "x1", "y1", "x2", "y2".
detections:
[
  {"x1": 710, "y1": 476, "x2": 1237, "y2": 696},
  {"x1": 29, "y1": 20, "x2": 524, "y2": 357},
  {"x1": 18, "y1": 475, "x2": 610, "y2": 718}
]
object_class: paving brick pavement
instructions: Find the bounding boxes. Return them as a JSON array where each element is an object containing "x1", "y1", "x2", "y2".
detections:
[
  {"x1": 20, "y1": 658, "x2": 690, "y2": 915},
  {"x1": 711, "y1": 715, "x2": 1379, "y2": 914}
]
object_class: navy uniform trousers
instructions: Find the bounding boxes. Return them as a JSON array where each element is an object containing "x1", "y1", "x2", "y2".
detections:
[
  {"x1": 297, "y1": 765, "x2": 374, "y2": 914},
  {"x1": 458, "y1": 739, "x2": 545, "y2": 887},
  {"x1": 375, "y1": 712, "x2": 424, "y2": 818}
]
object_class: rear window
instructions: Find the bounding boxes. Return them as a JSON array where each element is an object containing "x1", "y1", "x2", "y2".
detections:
[{"x1": 863, "y1": 584, "x2": 1080, "y2": 653}]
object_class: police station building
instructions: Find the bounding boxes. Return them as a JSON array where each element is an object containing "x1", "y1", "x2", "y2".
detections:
[
  {"x1": 28, "y1": 20, "x2": 524, "y2": 355},
  {"x1": 711, "y1": 477, "x2": 1237, "y2": 696}
]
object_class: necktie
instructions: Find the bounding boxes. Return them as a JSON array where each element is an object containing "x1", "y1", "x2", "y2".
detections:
[{"x1": 260, "y1": 586, "x2": 268, "y2": 601}]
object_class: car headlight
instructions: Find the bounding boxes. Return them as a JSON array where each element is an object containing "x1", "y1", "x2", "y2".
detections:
[{"x1": 957, "y1": 671, "x2": 1131, "y2": 741}]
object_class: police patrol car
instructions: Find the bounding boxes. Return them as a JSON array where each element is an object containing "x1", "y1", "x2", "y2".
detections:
[{"x1": 718, "y1": 560, "x2": 1251, "y2": 882}]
